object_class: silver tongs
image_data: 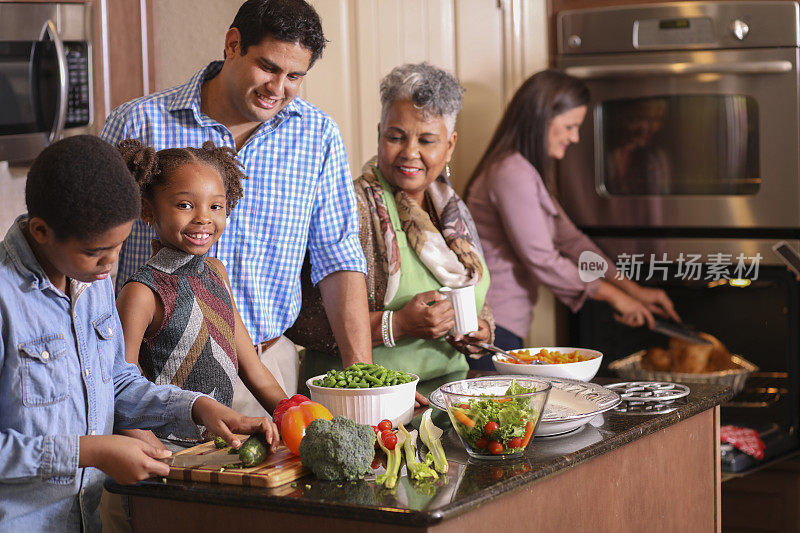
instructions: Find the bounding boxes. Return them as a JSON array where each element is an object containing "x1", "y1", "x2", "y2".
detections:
[
  {"x1": 652, "y1": 318, "x2": 712, "y2": 345},
  {"x1": 468, "y1": 342, "x2": 549, "y2": 364}
]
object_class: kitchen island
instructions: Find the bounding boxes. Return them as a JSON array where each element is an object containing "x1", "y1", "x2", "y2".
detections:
[{"x1": 108, "y1": 379, "x2": 732, "y2": 532}]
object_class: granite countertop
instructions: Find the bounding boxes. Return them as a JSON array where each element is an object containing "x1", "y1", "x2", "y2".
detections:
[{"x1": 107, "y1": 377, "x2": 733, "y2": 527}]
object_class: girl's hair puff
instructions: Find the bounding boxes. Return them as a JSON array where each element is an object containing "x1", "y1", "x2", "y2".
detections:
[{"x1": 117, "y1": 139, "x2": 247, "y2": 214}]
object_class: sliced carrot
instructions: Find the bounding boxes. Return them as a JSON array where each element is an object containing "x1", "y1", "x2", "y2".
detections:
[
  {"x1": 494, "y1": 398, "x2": 513, "y2": 403},
  {"x1": 453, "y1": 411, "x2": 476, "y2": 428},
  {"x1": 520, "y1": 421, "x2": 535, "y2": 447}
]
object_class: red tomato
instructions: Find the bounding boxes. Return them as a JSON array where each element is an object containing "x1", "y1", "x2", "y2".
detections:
[
  {"x1": 474, "y1": 438, "x2": 489, "y2": 449},
  {"x1": 281, "y1": 401, "x2": 333, "y2": 455},
  {"x1": 488, "y1": 441, "x2": 504, "y2": 455},
  {"x1": 490, "y1": 466, "x2": 505, "y2": 481},
  {"x1": 508, "y1": 437, "x2": 523, "y2": 449},
  {"x1": 377, "y1": 419, "x2": 393, "y2": 432},
  {"x1": 381, "y1": 430, "x2": 398, "y2": 450},
  {"x1": 372, "y1": 425, "x2": 379, "y2": 436},
  {"x1": 484, "y1": 421, "x2": 499, "y2": 437},
  {"x1": 457, "y1": 403, "x2": 470, "y2": 409}
]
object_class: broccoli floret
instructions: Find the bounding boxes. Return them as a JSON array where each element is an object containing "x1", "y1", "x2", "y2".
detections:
[{"x1": 298, "y1": 416, "x2": 376, "y2": 481}]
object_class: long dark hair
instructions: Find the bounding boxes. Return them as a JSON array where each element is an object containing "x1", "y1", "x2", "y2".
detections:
[{"x1": 465, "y1": 69, "x2": 590, "y2": 199}]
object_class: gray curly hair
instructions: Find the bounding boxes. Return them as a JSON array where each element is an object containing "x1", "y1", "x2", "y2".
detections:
[{"x1": 379, "y1": 62, "x2": 464, "y2": 134}]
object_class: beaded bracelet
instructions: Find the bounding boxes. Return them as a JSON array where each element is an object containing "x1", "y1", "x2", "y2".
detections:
[
  {"x1": 381, "y1": 310, "x2": 396, "y2": 348},
  {"x1": 388, "y1": 309, "x2": 395, "y2": 346}
]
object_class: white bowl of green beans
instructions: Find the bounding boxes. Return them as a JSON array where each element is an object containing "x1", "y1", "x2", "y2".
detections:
[{"x1": 307, "y1": 363, "x2": 419, "y2": 427}]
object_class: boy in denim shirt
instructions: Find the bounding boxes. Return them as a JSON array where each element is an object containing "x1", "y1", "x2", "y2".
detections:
[{"x1": 0, "y1": 136, "x2": 276, "y2": 531}]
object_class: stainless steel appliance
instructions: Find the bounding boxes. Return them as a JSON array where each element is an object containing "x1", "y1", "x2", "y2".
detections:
[
  {"x1": 557, "y1": 1, "x2": 800, "y2": 233},
  {"x1": 0, "y1": 2, "x2": 94, "y2": 162},
  {"x1": 555, "y1": 1, "x2": 800, "y2": 475}
]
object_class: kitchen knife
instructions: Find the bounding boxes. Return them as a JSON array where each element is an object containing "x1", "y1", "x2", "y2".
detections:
[
  {"x1": 651, "y1": 318, "x2": 712, "y2": 345},
  {"x1": 160, "y1": 452, "x2": 241, "y2": 469}
]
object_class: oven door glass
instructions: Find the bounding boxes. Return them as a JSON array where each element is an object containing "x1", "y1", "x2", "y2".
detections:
[
  {"x1": 0, "y1": 40, "x2": 59, "y2": 136},
  {"x1": 598, "y1": 95, "x2": 759, "y2": 196}
]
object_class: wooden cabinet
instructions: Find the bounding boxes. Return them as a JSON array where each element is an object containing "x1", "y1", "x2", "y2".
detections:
[
  {"x1": 103, "y1": 0, "x2": 155, "y2": 112},
  {"x1": 123, "y1": 407, "x2": 723, "y2": 532}
]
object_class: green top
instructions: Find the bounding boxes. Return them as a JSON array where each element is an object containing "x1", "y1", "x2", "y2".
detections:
[
  {"x1": 302, "y1": 170, "x2": 490, "y2": 388},
  {"x1": 370, "y1": 171, "x2": 489, "y2": 382}
]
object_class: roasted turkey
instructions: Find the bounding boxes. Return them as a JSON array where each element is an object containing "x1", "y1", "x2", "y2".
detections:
[{"x1": 642, "y1": 332, "x2": 735, "y2": 373}]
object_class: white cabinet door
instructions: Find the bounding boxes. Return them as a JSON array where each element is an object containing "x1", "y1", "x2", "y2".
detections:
[{"x1": 306, "y1": 0, "x2": 547, "y2": 193}]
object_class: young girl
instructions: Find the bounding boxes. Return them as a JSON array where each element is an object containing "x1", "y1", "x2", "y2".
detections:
[{"x1": 116, "y1": 139, "x2": 286, "y2": 447}]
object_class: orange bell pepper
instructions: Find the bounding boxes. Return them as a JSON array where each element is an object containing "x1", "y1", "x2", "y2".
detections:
[{"x1": 280, "y1": 401, "x2": 333, "y2": 455}]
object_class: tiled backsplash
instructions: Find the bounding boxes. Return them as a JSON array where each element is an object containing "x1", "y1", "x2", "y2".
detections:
[{"x1": 0, "y1": 162, "x2": 27, "y2": 236}]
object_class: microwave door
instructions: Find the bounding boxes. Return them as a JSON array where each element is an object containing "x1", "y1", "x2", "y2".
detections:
[{"x1": 0, "y1": 20, "x2": 67, "y2": 161}]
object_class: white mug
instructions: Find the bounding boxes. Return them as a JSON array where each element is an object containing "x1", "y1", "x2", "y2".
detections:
[{"x1": 439, "y1": 286, "x2": 478, "y2": 336}]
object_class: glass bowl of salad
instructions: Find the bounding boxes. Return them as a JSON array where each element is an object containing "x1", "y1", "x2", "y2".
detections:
[{"x1": 440, "y1": 376, "x2": 551, "y2": 460}]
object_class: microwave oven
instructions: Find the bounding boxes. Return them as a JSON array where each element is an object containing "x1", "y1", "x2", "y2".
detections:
[{"x1": 0, "y1": 2, "x2": 94, "y2": 162}]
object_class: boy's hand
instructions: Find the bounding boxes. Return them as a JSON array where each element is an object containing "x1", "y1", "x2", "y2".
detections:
[
  {"x1": 192, "y1": 396, "x2": 279, "y2": 451},
  {"x1": 117, "y1": 428, "x2": 168, "y2": 451},
  {"x1": 79, "y1": 435, "x2": 171, "y2": 485}
]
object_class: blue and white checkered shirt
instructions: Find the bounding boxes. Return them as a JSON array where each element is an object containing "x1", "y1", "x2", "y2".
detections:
[{"x1": 100, "y1": 61, "x2": 366, "y2": 343}]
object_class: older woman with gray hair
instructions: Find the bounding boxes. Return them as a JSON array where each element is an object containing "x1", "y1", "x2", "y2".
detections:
[{"x1": 289, "y1": 62, "x2": 493, "y2": 393}]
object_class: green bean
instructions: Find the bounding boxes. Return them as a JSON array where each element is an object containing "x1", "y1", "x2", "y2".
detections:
[{"x1": 313, "y1": 363, "x2": 414, "y2": 389}]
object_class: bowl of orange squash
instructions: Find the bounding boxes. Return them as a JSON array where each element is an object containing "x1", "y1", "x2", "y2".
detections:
[{"x1": 492, "y1": 347, "x2": 603, "y2": 382}]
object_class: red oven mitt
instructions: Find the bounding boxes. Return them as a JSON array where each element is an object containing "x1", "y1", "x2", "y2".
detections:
[
  {"x1": 272, "y1": 394, "x2": 311, "y2": 428},
  {"x1": 720, "y1": 426, "x2": 765, "y2": 460}
]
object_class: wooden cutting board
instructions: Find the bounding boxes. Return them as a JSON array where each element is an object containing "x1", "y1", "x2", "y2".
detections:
[{"x1": 165, "y1": 436, "x2": 309, "y2": 488}]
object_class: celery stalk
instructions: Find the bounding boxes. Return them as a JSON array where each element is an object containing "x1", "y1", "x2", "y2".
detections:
[
  {"x1": 398, "y1": 425, "x2": 438, "y2": 481},
  {"x1": 419, "y1": 409, "x2": 448, "y2": 474},
  {"x1": 376, "y1": 428, "x2": 405, "y2": 489}
]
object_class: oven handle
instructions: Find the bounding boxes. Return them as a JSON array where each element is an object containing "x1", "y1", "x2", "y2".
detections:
[
  {"x1": 564, "y1": 60, "x2": 793, "y2": 79},
  {"x1": 39, "y1": 20, "x2": 68, "y2": 143}
]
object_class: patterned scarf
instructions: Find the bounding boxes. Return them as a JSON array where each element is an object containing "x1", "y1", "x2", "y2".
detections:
[{"x1": 355, "y1": 157, "x2": 484, "y2": 305}]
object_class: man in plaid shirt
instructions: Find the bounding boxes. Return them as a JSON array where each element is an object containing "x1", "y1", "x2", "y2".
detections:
[{"x1": 99, "y1": 0, "x2": 372, "y2": 405}]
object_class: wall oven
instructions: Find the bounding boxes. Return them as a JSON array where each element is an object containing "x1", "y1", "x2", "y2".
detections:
[
  {"x1": 556, "y1": 0, "x2": 799, "y2": 231},
  {"x1": 555, "y1": 1, "x2": 800, "y2": 475},
  {"x1": 0, "y1": 2, "x2": 93, "y2": 162}
]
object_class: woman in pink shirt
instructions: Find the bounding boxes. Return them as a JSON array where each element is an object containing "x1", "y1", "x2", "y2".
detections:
[{"x1": 465, "y1": 70, "x2": 678, "y2": 363}]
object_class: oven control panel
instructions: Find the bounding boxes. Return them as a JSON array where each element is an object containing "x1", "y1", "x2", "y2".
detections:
[
  {"x1": 558, "y1": 1, "x2": 800, "y2": 54},
  {"x1": 635, "y1": 17, "x2": 715, "y2": 48}
]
